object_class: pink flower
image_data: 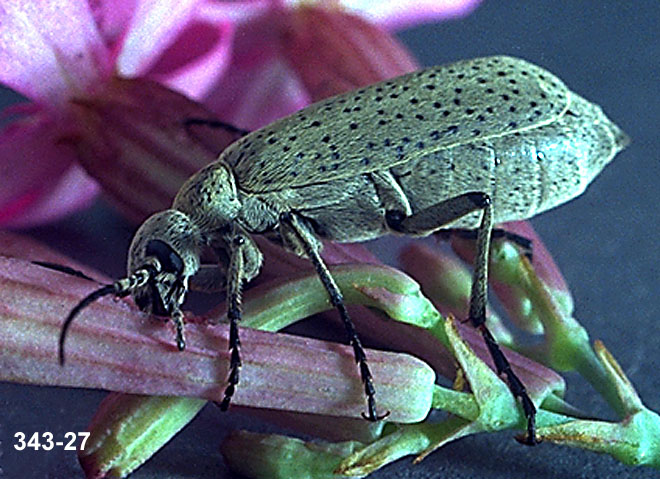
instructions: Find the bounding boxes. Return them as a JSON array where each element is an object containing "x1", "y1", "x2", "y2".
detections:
[
  {"x1": 0, "y1": 0, "x2": 481, "y2": 228},
  {"x1": 0, "y1": 0, "x2": 234, "y2": 227}
]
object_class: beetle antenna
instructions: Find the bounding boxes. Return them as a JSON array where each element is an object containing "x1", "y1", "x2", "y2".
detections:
[
  {"x1": 31, "y1": 260, "x2": 100, "y2": 283},
  {"x1": 59, "y1": 284, "x2": 117, "y2": 365},
  {"x1": 59, "y1": 262, "x2": 160, "y2": 365}
]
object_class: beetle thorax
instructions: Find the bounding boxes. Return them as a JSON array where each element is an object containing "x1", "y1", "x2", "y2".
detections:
[{"x1": 172, "y1": 161, "x2": 242, "y2": 232}]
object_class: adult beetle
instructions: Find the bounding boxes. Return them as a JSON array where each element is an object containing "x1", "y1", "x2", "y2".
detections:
[{"x1": 60, "y1": 56, "x2": 628, "y2": 444}]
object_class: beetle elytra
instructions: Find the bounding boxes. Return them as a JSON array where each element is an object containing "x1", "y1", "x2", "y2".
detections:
[{"x1": 60, "y1": 56, "x2": 628, "y2": 444}]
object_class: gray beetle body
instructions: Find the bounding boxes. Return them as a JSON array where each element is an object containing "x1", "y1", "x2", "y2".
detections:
[
  {"x1": 165, "y1": 56, "x2": 625, "y2": 253},
  {"x1": 62, "y1": 56, "x2": 628, "y2": 443}
]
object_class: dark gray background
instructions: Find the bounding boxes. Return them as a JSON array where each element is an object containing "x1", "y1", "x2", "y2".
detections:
[{"x1": 2, "y1": 0, "x2": 659, "y2": 477}]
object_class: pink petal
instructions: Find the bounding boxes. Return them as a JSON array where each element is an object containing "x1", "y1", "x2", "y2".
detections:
[
  {"x1": 0, "y1": 0, "x2": 111, "y2": 110},
  {"x1": 116, "y1": 0, "x2": 236, "y2": 99},
  {"x1": 87, "y1": 0, "x2": 138, "y2": 48},
  {"x1": 203, "y1": 57, "x2": 310, "y2": 129},
  {"x1": 3, "y1": 164, "x2": 98, "y2": 229},
  {"x1": 116, "y1": 0, "x2": 202, "y2": 76},
  {"x1": 345, "y1": 0, "x2": 483, "y2": 31},
  {"x1": 281, "y1": 6, "x2": 419, "y2": 101},
  {"x1": 147, "y1": 20, "x2": 234, "y2": 99},
  {"x1": 202, "y1": 6, "x2": 311, "y2": 129},
  {"x1": 0, "y1": 107, "x2": 97, "y2": 227}
]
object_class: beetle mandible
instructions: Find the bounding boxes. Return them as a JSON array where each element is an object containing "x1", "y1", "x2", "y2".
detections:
[{"x1": 60, "y1": 56, "x2": 628, "y2": 445}]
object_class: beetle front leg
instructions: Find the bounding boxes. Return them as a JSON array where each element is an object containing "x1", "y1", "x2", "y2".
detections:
[
  {"x1": 387, "y1": 192, "x2": 538, "y2": 445},
  {"x1": 280, "y1": 212, "x2": 389, "y2": 422},
  {"x1": 218, "y1": 232, "x2": 247, "y2": 411}
]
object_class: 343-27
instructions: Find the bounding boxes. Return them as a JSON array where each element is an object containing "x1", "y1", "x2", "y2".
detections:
[{"x1": 13, "y1": 431, "x2": 90, "y2": 451}]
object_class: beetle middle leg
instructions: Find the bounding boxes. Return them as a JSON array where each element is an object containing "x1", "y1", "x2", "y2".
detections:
[
  {"x1": 218, "y1": 229, "x2": 248, "y2": 411},
  {"x1": 279, "y1": 212, "x2": 389, "y2": 421},
  {"x1": 386, "y1": 192, "x2": 538, "y2": 445}
]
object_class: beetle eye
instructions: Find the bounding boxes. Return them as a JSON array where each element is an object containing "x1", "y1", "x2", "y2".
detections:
[{"x1": 145, "y1": 239, "x2": 184, "y2": 275}]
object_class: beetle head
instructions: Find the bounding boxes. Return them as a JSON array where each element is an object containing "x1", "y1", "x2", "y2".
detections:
[
  {"x1": 59, "y1": 209, "x2": 204, "y2": 364},
  {"x1": 126, "y1": 209, "x2": 203, "y2": 316}
]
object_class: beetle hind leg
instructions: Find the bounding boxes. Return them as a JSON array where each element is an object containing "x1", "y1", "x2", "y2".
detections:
[
  {"x1": 387, "y1": 192, "x2": 538, "y2": 445},
  {"x1": 280, "y1": 212, "x2": 389, "y2": 422}
]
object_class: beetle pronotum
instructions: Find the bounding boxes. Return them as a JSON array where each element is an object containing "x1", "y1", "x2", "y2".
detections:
[{"x1": 60, "y1": 56, "x2": 628, "y2": 444}]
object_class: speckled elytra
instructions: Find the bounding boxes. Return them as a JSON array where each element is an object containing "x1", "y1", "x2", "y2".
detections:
[{"x1": 60, "y1": 56, "x2": 628, "y2": 444}]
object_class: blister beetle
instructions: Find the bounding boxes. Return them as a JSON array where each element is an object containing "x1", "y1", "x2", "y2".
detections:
[{"x1": 60, "y1": 56, "x2": 629, "y2": 444}]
